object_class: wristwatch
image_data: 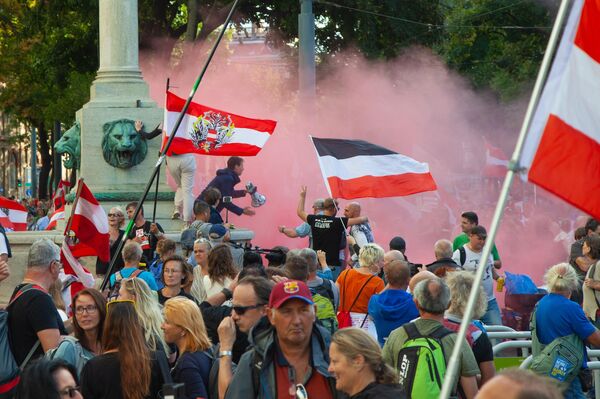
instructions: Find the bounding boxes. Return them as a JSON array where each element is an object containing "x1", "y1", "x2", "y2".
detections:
[
  {"x1": 221, "y1": 287, "x2": 233, "y2": 301},
  {"x1": 218, "y1": 350, "x2": 233, "y2": 358}
]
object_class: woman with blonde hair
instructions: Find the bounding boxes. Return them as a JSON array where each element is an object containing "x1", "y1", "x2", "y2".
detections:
[
  {"x1": 329, "y1": 328, "x2": 403, "y2": 398},
  {"x1": 444, "y1": 271, "x2": 495, "y2": 387},
  {"x1": 118, "y1": 277, "x2": 170, "y2": 355},
  {"x1": 162, "y1": 297, "x2": 212, "y2": 399},
  {"x1": 204, "y1": 244, "x2": 236, "y2": 297},
  {"x1": 532, "y1": 263, "x2": 600, "y2": 398},
  {"x1": 96, "y1": 206, "x2": 126, "y2": 279},
  {"x1": 81, "y1": 300, "x2": 164, "y2": 399}
]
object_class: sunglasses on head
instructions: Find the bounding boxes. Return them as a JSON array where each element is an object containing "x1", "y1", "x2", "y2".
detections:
[{"x1": 232, "y1": 303, "x2": 265, "y2": 315}]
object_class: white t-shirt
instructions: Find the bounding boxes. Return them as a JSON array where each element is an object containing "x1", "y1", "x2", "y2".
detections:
[
  {"x1": 452, "y1": 245, "x2": 495, "y2": 301},
  {"x1": 0, "y1": 234, "x2": 7, "y2": 256},
  {"x1": 203, "y1": 276, "x2": 233, "y2": 306}
]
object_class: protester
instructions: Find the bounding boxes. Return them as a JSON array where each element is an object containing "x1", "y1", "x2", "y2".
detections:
[
  {"x1": 204, "y1": 244, "x2": 237, "y2": 298},
  {"x1": 203, "y1": 187, "x2": 225, "y2": 224},
  {"x1": 181, "y1": 200, "x2": 213, "y2": 256},
  {"x1": 8, "y1": 238, "x2": 66, "y2": 364},
  {"x1": 426, "y1": 239, "x2": 462, "y2": 277},
  {"x1": 530, "y1": 263, "x2": 600, "y2": 398},
  {"x1": 125, "y1": 201, "x2": 165, "y2": 263},
  {"x1": 208, "y1": 224, "x2": 244, "y2": 269},
  {"x1": 297, "y1": 186, "x2": 368, "y2": 277},
  {"x1": 15, "y1": 358, "x2": 82, "y2": 399},
  {"x1": 368, "y1": 259, "x2": 419, "y2": 346},
  {"x1": 49, "y1": 288, "x2": 106, "y2": 375},
  {"x1": 475, "y1": 368, "x2": 562, "y2": 399},
  {"x1": 148, "y1": 238, "x2": 176, "y2": 290},
  {"x1": 135, "y1": 120, "x2": 197, "y2": 223},
  {"x1": 157, "y1": 254, "x2": 197, "y2": 305},
  {"x1": 200, "y1": 156, "x2": 255, "y2": 217},
  {"x1": 316, "y1": 249, "x2": 336, "y2": 280},
  {"x1": 329, "y1": 328, "x2": 405, "y2": 398},
  {"x1": 452, "y1": 226, "x2": 502, "y2": 325},
  {"x1": 453, "y1": 211, "x2": 502, "y2": 269},
  {"x1": 162, "y1": 297, "x2": 212, "y2": 399},
  {"x1": 444, "y1": 271, "x2": 495, "y2": 388},
  {"x1": 95, "y1": 206, "x2": 126, "y2": 279},
  {"x1": 569, "y1": 218, "x2": 600, "y2": 305},
  {"x1": 81, "y1": 300, "x2": 165, "y2": 399},
  {"x1": 217, "y1": 276, "x2": 273, "y2": 397},
  {"x1": 189, "y1": 237, "x2": 211, "y2": 270},
  {"x1": 382, "y1": 277, "x2": 479, "y2": 398},
  {"x1": 408, "y1": 270, "x2": 436, "y2": 292},
  {"x1": 118, "y1": 277, "x2": 171, "y2": 355},
  {"x1": 344, "y1": 202, "x2": 375, "y2": 265},
  {"x1": 109, "y1": 241, "x2": 158, "y2": 291},
  {"x1": 389, "y1": 236, "x2": 406, "y2": 255},
  {"x1": 225, "y1": 280, "x2": 337, "y2": 398},
  {"x1": 337, "y1": 244, "x2": 385, "y2": 334},
  {"x1": 582, "y1": 235, "x2": 600, "y2": 327},
  {"x1": 283, "y1": 253, "x2": 310, "y2": 282},
  {"x1": 303, "y1": 248, "x2": 339, "y2": 310},
  {"x1": 278, "y1": 198, "x2": 325, "y2": 247}
]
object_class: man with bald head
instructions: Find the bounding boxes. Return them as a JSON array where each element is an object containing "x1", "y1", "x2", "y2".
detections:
[
  {"x1": 344, "y1": 201, "x2": 374, "y2": 266},
  {"x1": 409, "y1": 270, "x2": 436, "y2": 293},
  {"x1": 368, "y1": 260, "x2": 419, "y2": 346},
  {"x1": 476, "y1": 369, "x2": 561, "y2": 399}
]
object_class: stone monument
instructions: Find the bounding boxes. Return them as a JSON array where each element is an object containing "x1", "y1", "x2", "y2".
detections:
[{"x1": 76, "y1": 0, "x2": 170, "y2": 202}]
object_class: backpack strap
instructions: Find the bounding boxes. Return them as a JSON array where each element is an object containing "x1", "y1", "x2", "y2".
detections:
[
  {"x1": 8, "y1": 284, "x2": 45, "y2": 370},
  {"x1": 130, "y1": 269, "x2": 143, "y2": 279},
  {"x1": 403, "y1": 322, "x2": 420, "y2": 340},
  {"x1": 459, "y1": 246, "x2": 466, "y2": 267},
  {"x1": 346, "y1": 274, "x2": 375, "y2": 313},
  {"x1": 428, "y1": 324, "x2": 455, "y2": 341}
]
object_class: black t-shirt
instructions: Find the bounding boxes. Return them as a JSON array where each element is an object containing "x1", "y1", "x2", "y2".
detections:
[
  {"x1": 81, "y1": 351, "x2": 164, "y2": 399},
  {"x1": 126, "y1": 221, "x2": 164, "y2": 264},
  {"x1": 307, "y1": 215, "x2": 348, "y2": 266},
  {"x1": 96, "y1": 229, "x2": 126, "y2": 275},
  {"x1": 8, "y1": 284, "x2": 67, "y2": 365},
  {"x1": 157, "y1": 289, "x2": 198, "y2": 306}
]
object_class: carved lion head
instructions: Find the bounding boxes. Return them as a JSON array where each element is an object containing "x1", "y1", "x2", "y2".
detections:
[
  {"x1": 54, "y1": 122, "x2": 81, "y2": 170},
  {"x1": 101, "y1": 119, "x2": 148, "y2": 169}
]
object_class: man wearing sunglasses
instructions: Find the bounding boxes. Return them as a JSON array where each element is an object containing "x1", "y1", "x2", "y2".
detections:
[{"x1": 225, "y1": 280, "x2": 337, "y2": 399}]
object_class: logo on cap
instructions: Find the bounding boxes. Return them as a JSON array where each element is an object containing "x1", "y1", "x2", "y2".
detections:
[{"x1": 283, "y1": 281, "x2": 299, "y2": 294}]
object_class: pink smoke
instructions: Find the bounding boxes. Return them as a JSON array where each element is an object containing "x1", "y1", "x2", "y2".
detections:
[{"x1": 139, "y1": 39, "x2": 584, "y2": 294}]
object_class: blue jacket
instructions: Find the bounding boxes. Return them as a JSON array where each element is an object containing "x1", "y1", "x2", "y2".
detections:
[
  {"x1": 172, "y1": 351, "x2": 212, "y2": 399},
  {"x1": 368, "y1": 289, "x2": 420, "y2": 347},
  {"x1": 200, "y1": 168, "x2": 246, "y2": 215}
]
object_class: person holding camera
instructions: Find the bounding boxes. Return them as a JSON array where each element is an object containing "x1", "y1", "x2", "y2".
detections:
[{"x1": 199, "y1": 156, "x2": 255, "y2": 218}]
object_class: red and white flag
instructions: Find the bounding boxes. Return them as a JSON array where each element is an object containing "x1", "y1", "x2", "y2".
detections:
[
  {"x1": 0, "y1": 197, "x2": 27, "y2": 231},
  {"x1": 52, "y1": 180, "x2": 71, "y2": 210},
  {"x1": 483, "y1": 138, "x2": 509, "y2": 178},
  {"x1": 46, "y1": 205, "x2": 65, "y2": 231},
  {"x1": 310, "y1": 137, "x2": 437, "y2": 199},
  {"x1": 67, "y1": 181, "x2": 110, "y2": 262},
  {"x1": 521, "y1": 0, "x2": 600, "y2": 219},
  {"x1": 0, "y1": 209, "x2": 13, "y2": 230},
  {"x1": 60, "y1": 240, "x2": 95, "y2": 314},
  {"x1": 163, "y1": 90, "x2": 277, "y2": 156}
]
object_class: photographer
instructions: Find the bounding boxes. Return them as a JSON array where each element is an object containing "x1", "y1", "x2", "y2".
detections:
[{"x1": 198, "y1": 156, "x2": 255, "y2": 218}]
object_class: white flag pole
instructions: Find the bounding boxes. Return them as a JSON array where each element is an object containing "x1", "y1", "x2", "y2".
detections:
[{"x1": 440, "y1": 0, "x2": 574, "y2": 397}]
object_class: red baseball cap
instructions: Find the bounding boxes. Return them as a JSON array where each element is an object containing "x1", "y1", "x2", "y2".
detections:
[{"x1": 269, "y1": 280, "x2": 314, "y2": 309}]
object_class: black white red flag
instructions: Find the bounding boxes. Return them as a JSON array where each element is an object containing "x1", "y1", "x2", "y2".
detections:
[{"x1": 310, "y1": 137, "x2": 437, "y2": 199}]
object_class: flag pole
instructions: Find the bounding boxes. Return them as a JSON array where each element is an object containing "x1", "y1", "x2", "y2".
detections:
[
  {"x1": 99, "y1": 0, "x2": 240, "y2": 292},
  {"x1": 440, "y1": 0, "x2": 573, "y2": 397},
  {"x1": 152, "y1": 78, "x2": 170, "y2": 224},
  {"x1": 63, "y1": 178, "x2": 84, "y2": 237}
]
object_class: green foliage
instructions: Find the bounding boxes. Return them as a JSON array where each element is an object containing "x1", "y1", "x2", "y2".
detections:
[{"x1": 434, "y1": 0, "x2": 551, "y2": 100}]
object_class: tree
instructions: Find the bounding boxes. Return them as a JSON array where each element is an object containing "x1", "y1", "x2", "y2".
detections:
[{"x1": 0, "y1": 0, "x2": 98, "y2": 198}]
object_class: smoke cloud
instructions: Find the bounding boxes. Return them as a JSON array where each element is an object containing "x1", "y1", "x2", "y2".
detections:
[{"x1": 140, "y1": 38, "x2": 582, "y2": 292}]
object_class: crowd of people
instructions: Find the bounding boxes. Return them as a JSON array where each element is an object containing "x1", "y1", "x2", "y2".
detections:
[{"x1": 1, "y1": 156, "x2": 599, "y2": 399}]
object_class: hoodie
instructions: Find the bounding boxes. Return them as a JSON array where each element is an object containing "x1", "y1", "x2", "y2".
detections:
[
  {"x1": 199, "y1": 168, "x2": 246, "y2": 215},
  {"x1": 368, "y1": 289, "x2": 419, "y2": 346}
]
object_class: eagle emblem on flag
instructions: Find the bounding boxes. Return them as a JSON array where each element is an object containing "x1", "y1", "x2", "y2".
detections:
[{"x1": 190, "y1": 111, "x2": 236, "y2": 152}]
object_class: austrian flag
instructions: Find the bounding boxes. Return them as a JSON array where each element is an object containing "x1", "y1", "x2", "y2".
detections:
[
  {"x1": 311, "y1": 137, "x2": 437, "y2": 199},
  {"x1": 163, "y1": 91, "x2": 277, "y2": 156}
]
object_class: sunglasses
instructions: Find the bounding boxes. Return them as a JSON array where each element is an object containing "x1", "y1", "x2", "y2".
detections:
[
  {"x1": 59, "y1": 386, "x2": 80, "y2": 398},
  {"x1": 232, "y1": 303, "x2": 265, "y2": 315}
]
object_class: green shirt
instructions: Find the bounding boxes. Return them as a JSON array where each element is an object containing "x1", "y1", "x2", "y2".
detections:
[
  {"x1": 382, "y1": 318, "x2": 480, "y2": 390},
  {"x1": 453, "y1": 233, "x2": 500, "y2": 261}
]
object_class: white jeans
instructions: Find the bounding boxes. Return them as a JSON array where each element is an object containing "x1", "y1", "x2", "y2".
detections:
[{"x1": 167, "y1": 154, "x2": 196, "y2": 222}]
